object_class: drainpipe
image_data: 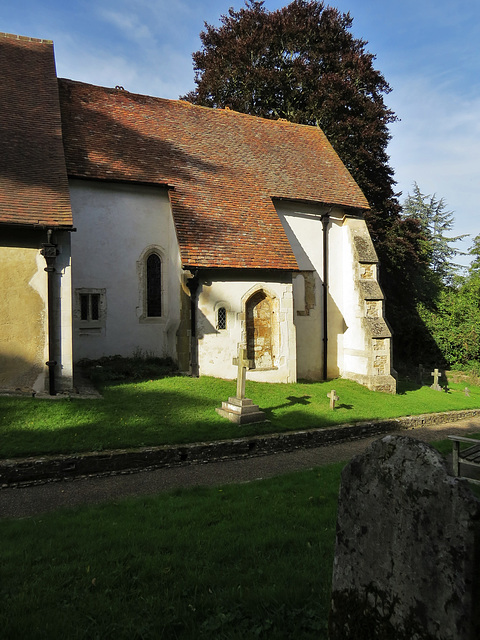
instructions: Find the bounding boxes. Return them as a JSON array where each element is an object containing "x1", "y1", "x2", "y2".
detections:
[
  {"x1": 186, "y1": 270, "x2": 200, "y2": 377},
  {"x1": 41, "y1": 229, "x2": 59, "y2": 395},
  {"x1": 322, "y1": 214, "x2": 330, "y2": 380}
]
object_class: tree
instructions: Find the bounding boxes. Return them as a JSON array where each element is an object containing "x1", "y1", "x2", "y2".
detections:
[
  {"x1": 418, "y1": 287, "x2": 480, "y2": 367},
  {"x1": 402, "y1": 183, "x2": 468, "y2": 285},
  {"x1": 468, "y1": 233, "x2": 480, "y2": 276},
  {"x1": 184, "y1": 0, "x2": 429, "y2": 364}
]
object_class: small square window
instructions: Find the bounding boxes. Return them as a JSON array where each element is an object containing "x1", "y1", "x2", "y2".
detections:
[
  {"x1": 80, "y1": 293, "x2": 100, "y2": 321},
  {"x1": 75, "y1": 288, "x2": 106, "y2": 333}
]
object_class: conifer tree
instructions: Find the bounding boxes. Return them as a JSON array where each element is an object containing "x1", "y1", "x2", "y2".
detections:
[
  {"x1": 468, "y1": 234, "x2": 480, "y2": 276},
  {"x1": 403, "y1": 183, "x2": 468, "y2": 285}
]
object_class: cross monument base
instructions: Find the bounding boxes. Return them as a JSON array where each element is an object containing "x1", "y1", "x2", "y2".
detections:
[{"x1": 216, "y1": 397, "x2": 267, "y2": 425}]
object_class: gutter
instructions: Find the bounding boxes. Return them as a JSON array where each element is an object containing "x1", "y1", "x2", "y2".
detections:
[
  {"x1": 186, "y1": 270, "x2": 200, "y2": 377},
  {"x1": 40, "y1": 229, "x2": 59, "y2": 395},
  {"x1": 322, "y1": 213, "x2": 330, "y2": 380}
]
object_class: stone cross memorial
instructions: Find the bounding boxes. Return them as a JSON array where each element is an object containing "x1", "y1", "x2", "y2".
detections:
[
  {"x1": 329, "y1": 435, "x2": 480, "y2": 640},
  {"x1": 430, "y1": 367, "x2": 442, "y2": 391},
  {"x1": 233, "y1": 346, "x2": 250, "y2": 400},
  {"x1": 327, "y1": 389, "x2": 339, "y2": 410},
  {"x1": 216, "y1": 345, "x2": 266, "y2": 425}
]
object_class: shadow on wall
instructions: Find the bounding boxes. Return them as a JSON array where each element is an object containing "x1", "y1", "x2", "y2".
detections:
[
  {"x1": 0, "y1": 352, "x2": 43, "y2": 393},
  {"x1": 58, "y1": 79, "x2": 247, "y2": 255}
]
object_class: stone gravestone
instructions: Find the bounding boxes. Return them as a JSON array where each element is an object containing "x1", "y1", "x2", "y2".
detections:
[
  {"x1": 329, "y1": 436, "x2": 480, "y2": 640},
  {"x1": 327, "y1": 389, "x2": 339, "y2": 410},
  {"x1": 417, "y1": 363, "x2": 424, "y2": 385},
  {"x1": 430, "y1": 367, "x2": 442, "y2": 391},
  {"x1": 216, "y1": 345, "x2": 266, "y2": 424}
]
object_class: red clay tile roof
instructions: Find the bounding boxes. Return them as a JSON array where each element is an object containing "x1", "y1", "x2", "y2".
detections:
[
  {"x1": 59, "y1": 79, "x2": 369, "y2": 270},
  {"x1": 0, "y1": 33, "x2": 73, "y2": 228}
]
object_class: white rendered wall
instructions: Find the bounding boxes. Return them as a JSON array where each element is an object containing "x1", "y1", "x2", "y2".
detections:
[
  {"x1": 69, "y1": 180, "x2": 182, "y2": 362},
  {"x1": 52, "y1": 230, "x2": 74, "y2": 391},
  {"x1": 274, "y1": 202, "x2": 325, "y2": 379},
  {"x1": 197, "y1": 276, "x2": 297, "y2": 383},
  {"x1": 275, "y1": 201, "x2": 376, "y2": 382}
]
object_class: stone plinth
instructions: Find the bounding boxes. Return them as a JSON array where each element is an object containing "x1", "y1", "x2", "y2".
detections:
[
  {"x1": 330, "y1": 435, "x2": 480, "y2": 640},
  {"x1": 216, "y1": 397, "x2": 266, "y2": 425}
]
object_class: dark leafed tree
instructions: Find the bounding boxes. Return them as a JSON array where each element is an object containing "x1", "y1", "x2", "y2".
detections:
[{"x1": 183, "y1": 0, "x2": 427, "y2": 358}]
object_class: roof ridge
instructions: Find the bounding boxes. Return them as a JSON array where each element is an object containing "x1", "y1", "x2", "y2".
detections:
[{"x1": 0, "y1": 31, "x2": 53, "y2": 44}]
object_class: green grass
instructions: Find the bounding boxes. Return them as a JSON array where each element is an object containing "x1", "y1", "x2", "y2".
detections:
[
  {"x1": 1, "y1": 375, "x2": 480, "y2": 459},
  {"x1": 1, "y1": 438, "x2": 479, "y2": 639},
  {"x1": 0, "y1": 463, "x2": 343, "y2": 640}
]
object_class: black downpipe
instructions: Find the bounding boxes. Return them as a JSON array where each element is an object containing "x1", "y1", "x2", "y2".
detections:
[
  {"x1": 322, "y1": 214, "x2": 329, "y2": 380},
  {"x1": 41, "y1": 230, "x2": 59, "y2": 395},
  {"x1": 187, "y1": 271, "x2": 200, "y2": 377}
]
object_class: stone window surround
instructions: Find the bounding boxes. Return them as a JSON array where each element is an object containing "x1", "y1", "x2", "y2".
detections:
[
  {"x1": 74, "y1": 287, "x2": 106, "y2": 335},
  {"x1": 138, "y1": 245, "x2": 166, "y2": 324},
  {"x1": 214, "y1": 300, "x2": 230, "y2": 331}
]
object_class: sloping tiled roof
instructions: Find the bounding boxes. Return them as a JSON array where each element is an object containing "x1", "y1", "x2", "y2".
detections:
[
  {"x1": 59, "y1": 79, "x2": 369, "y2": 270},
  {"x1": 0, "y1": 33, "x2": 73, "y2": 228}
]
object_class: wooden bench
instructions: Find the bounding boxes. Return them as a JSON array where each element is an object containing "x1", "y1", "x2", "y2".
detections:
[{"x1": 448, "y1": 435, "x2": 480, "y2": 483}]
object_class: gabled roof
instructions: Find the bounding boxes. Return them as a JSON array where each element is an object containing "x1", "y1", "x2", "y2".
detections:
[
  {"x1": 59, "y1": 79, "x2": 369, "y2": 270},
  {"x1": 0, "y1": 33, "x2": 73, "y2": 228}
]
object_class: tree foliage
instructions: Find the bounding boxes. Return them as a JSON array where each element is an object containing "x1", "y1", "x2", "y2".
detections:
[
  {"x1": 402, "y1": 182, "x2": 468, "y2": 285},
  {"x1": 469, "y1": 233, "x2": 480, "y2": 276},
  {"x1": 414, "y1": 230, "x2": 480, "y2": 368},
  {"x1": 418, "y1": 287, "x2": 480, "y2": 367}
]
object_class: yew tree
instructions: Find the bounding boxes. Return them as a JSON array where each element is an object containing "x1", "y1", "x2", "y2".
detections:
[{"x1": 403, "y1": 183, "x2": 468, "y2": 286}]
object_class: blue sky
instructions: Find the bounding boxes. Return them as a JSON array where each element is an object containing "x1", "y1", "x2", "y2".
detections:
[{"x1": 3, "y1": 0, "x2": 479, "y2": 265}]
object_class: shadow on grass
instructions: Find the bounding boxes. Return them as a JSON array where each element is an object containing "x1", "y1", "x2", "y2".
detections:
[
  {"x1": 396, "y1": 369, "x2": 452, "y2": 395},
  {"x1": 267, "y1": 395, "x2": 312, "y2": 411},
  {"x1": 1, "y1": 388, "x2": 343, "y2": 459}
]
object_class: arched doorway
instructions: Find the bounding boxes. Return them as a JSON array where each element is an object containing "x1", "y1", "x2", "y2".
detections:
[{"x1": 246, "y1": 290, "x2": 275, "y2": 369}]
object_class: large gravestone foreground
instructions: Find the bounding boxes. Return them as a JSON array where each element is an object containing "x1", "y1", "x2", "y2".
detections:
[{"x1": 329, "y1": 436, "x2": 480, "y2": 640}]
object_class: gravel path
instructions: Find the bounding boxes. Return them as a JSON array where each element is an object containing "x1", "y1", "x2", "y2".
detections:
[{"x1": 1, "y1": 417, "x2": 480, "y2": 519}]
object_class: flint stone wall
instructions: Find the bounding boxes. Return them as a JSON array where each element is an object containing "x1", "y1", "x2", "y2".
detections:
[
  {"x1": 2, "y1": 409, "x2": 480, "y2": 486},
  {"x1": 330, "y1": 435, "x2": 480, "y2": 640}
]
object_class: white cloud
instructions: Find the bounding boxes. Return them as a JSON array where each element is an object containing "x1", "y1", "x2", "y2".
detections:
[
  {"x1": 387, "y1": 75, "x2": 480, "y2": 254},
  {"x1": 96, "y1": 8, "x2": 154, "y2": 45}
]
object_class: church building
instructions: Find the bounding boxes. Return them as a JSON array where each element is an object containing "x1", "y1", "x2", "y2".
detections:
[{"x1": 0, "y1": 32, "x2": 396, "y2": 396}]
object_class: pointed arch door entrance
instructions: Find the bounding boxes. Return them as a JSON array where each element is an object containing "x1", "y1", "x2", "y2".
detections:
[{"x1": 246, "y1": 290, "x2": 275, "y2": 369}]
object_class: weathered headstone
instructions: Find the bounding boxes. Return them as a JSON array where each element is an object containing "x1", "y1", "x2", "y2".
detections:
[
  {"x1": 216, "y1": 345, "x2": 266, "y2": 424},
  {"x1": 417, "y1": 363, "x2": 424, "y2": 385},
  {"x1": 327, "y1": 389, "x2": 339, "y2": 410},
  {"x1": 430, "y1": 367, "x2": 442, "y2": 391},
  {"x1": 329, "y1": 435, "x2": 480, "y2": 640}
]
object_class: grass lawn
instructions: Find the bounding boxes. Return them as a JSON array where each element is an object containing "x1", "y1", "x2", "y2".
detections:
[
  {"x1": 1, "y1": 374, "x2": 480, "y2": 459},
  {"x1": 0, "y1": 463, "x2": 343, "y2": 640},
  {"x1": 2, "y1": 437, "x2": 479, "y2": 640}
]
